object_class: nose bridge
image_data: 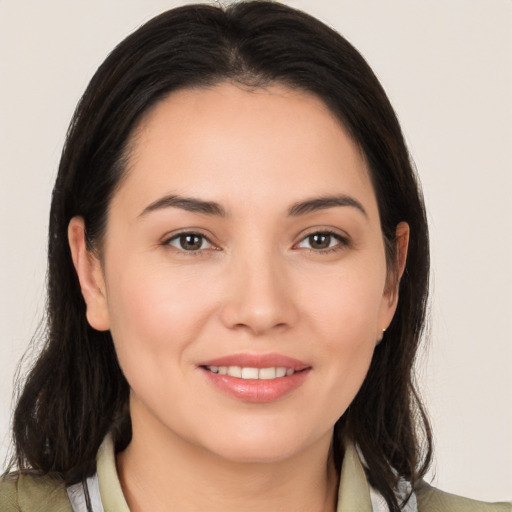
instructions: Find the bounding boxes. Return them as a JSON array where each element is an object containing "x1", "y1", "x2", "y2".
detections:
[{"x1": 221, "y1": 242, "x2": 296, "y2": 335}]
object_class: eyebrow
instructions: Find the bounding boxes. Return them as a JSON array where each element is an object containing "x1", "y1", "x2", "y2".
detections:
[
  {"x1": 138, "y1": 193, "x2": 367, "y2": 219},
  {"x1": 139, "y1": 194, "x2": 227, "y2": 218},
  {"x1": 287, "y1": 195, "x2": 368, "y2": 218}
]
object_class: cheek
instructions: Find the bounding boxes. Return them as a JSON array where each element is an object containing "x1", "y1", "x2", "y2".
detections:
[
  {"x1": 106, "y1": 254, "x2": 214, "y2": 330},
  {"x1": 301, "y1": 267, "x2": 384, "y2": 406},
  {"x1": 304, "y1": 264, "x2": 385, "y2": 343},
  {"x1": 103, "y1": 258, "x2": 218, "y2": 384}
]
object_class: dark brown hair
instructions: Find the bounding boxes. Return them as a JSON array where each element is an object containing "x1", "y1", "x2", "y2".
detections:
[{"x1": 11, "y1": 2, "x2": 431, "y2": 510}]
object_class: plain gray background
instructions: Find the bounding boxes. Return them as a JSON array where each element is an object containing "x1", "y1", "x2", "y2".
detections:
[{"x1": 1, "y1": 0, "x2": 511, "y2": 501}]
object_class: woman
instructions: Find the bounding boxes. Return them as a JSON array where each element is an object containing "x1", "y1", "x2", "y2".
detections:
[{"x1": 1, "y1": 2, "x2": 510, "y2": 511}]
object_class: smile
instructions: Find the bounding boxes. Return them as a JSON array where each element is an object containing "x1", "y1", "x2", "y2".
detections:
[
  {"x1": 204, "y1": 366, "x2": 296, "y2": 379},
  {"x1": 198, "y1": 353, "x2": 311, "y2": 402}
]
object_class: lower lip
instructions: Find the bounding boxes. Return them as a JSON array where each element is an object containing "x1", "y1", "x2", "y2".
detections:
[{"x1": 200, "y1": 368, "x2": 311, "y2": 403}]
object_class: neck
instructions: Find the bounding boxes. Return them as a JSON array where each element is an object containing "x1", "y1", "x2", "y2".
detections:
[{"x1": 117, "y1": 405, "x2": 338, "y2": 512}]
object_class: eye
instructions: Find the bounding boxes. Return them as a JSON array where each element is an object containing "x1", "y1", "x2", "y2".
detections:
[
  {"x1": 296, "y1": 231, "x2": 346, "y2": 251},
  {"x1": 165, "y1": 232, "x2": 214, "y2": 252}
]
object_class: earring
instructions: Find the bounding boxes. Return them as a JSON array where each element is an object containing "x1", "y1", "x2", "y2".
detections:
[{"x1": 376, "y1": 328, "x2": 386, "y2": 345}]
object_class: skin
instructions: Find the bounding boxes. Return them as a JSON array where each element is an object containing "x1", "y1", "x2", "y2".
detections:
[{"x1": 69, "y1": 83, "x2": 408, "y2": 512}]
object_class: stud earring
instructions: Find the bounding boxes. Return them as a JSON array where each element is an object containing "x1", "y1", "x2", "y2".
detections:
[{"x1": 376, "y1": 328, "x2": 386, "y2": 345}]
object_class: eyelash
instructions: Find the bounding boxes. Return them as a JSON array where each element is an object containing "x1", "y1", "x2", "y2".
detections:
[
  {"x1": 163, "y1": 230, "x2": 349, "y2": 255},
  {"x1": 163, "y1": 232, "x2": 217, "y2": 254},
  {"x1": 294, "y1": 230, "x2": 349, "y2": 254}
]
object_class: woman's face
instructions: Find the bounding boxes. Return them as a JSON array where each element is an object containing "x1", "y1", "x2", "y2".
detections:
[{"x1": 71, "y1": 83, "x2": 404, "y2": 464}]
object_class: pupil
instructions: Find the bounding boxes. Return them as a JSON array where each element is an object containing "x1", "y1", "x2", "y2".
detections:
[
  {"x1": 310, "y1": 233, "x2": 330, "y2": 249},
  {"x1": 181, "y1": 234, "x2": 202, "y2": 250}
]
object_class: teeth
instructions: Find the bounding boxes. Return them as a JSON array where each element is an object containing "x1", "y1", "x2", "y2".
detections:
[
  {"x1": 258, "y1": 367, "x2": 276, "y2": 380},
  {"x1": 228, "y1": 366, "x2": 242, "y2": 378},
  {"x1": 205, "y1": 366, "x2": 295, "y2": 379},
  {"x1": 241, "y1": 367, "x2": 259, "y2": 379},
  {"x1": 276, "y1": 367, "x2": 286, "y2": 378}
]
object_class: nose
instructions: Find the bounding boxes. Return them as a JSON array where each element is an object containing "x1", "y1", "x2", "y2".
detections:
[{"x1": 219, "y1": 249, "x2": 299, "y2": 336}]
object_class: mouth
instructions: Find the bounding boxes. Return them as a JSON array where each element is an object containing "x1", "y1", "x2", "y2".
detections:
[
  {"x1": 198, "y1": 353, "x2": 311, "y2": 402},
  {"x1": 203, "y1": 365, "x2": 299, "y2": 379}
]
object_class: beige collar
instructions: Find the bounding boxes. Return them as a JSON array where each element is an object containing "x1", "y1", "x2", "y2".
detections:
[
  {"x1": 96, "y1": 435, "x2": 373, "y2": 512},
  {"x1": 96, "y1": 436, "x2": 130, "y2": 512}
]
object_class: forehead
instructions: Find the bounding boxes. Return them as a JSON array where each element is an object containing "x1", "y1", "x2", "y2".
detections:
[{"x1": 114, "y1": 82, "x2": 377, "y2": 219}]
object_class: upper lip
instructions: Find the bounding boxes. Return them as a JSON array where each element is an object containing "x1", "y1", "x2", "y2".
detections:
[{"x1": 198, "y1": 353, "x2": 310, "y2": 371}]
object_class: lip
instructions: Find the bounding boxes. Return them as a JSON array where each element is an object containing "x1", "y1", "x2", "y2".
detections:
[
  {"x1": 198, "y1": 353, "x2": 311, "y2": 403},
  {"x1": 198, "y1": 353, "x2": 310, "y2": 371}
]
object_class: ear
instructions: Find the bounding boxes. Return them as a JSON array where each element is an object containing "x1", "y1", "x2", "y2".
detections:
[
  {"x1": 377, "y1": 222, "x2": 410, "y2": 338},
  {"x1": 393, "y1": 221, "x2": 409, "y2": 286},
  {"x1": 68, "y1": 217, "x2": 110, "y2": 331}
]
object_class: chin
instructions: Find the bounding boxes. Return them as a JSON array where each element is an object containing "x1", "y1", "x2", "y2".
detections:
[
  {"x1": 211, "y1": 442, "x2": 302, "y2": 465},
  {"x1": 197, "y1": 423, "x2": 328, "y2": 465}
]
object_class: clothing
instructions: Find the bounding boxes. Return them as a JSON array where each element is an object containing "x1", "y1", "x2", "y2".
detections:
[{"x1": 1, "y1": 435, "x2": 510, "y2": 512}]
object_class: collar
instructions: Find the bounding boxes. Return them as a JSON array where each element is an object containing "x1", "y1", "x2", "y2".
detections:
[
  {"x1": 94, "y1": 435, "x2": 412, "y2": 512},
  {"x1": 96, "y1": 435, "x2": 130, "y2": 512}
]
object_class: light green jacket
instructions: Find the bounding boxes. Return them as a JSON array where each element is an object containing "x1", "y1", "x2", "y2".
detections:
[{"x1": 1, "y1": 437, "x2": 510, "y2": 511}]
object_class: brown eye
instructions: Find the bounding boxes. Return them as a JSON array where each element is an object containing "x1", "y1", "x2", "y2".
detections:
[
  {"x1": 308, "y1": 233, "x2": 332, "y2": 250},
  {"x1": 167, "y1": 233, "x2": 211, "y2": 251},
  {"x1": 296, "y1": 231, "x2": 346, "y2": 251}
]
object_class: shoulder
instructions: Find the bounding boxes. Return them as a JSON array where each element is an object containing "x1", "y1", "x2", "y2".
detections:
[
  {"x1": 416, "y1": 480, "x2": 512, "y2": 512},
  {"x1": 0, "y1": 471, "x2": 71, "y2": 512}
]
